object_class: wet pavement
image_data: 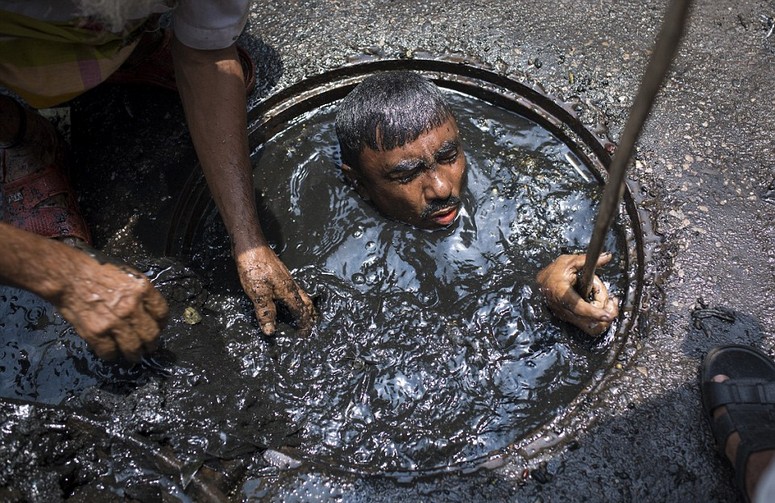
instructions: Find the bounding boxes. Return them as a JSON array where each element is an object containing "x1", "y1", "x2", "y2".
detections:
[{"x1": 2, "y1": 0, "x2": 775, "y2": 500}]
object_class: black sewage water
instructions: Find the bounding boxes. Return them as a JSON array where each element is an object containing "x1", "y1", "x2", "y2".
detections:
[
  {"x1": 0, "y1": 74, "x2": 634, "y2": 498},
  {"x1": 186, "y1": 89, "x2": 628, "y2": 475}
]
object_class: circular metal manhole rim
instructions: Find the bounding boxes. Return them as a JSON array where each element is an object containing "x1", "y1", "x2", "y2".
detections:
[{"x1": 166, "y1": 58, "x2": 645, "y2": 480}]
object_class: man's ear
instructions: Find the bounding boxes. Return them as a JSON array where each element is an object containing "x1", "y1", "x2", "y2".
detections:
[{"x1": 341, "y1": 163, "x2": 370, "y2": 200}]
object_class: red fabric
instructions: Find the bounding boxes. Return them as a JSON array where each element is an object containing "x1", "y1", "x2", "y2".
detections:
[{"x1": 2, "y1": 152, "x2": 92, "y2": 244}]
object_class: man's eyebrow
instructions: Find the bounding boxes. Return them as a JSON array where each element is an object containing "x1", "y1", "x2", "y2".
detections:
[
  {"x1": 436, "y1": 140, "x2": 460, "y2": 155},
  {"x1": 388, "y1": 158, "x2": 425, "y2": 174}
]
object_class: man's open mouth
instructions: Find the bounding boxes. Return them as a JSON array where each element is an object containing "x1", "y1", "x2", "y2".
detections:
[{"x1": 430, "y1": 205, "x2": 459, "y2": 226}]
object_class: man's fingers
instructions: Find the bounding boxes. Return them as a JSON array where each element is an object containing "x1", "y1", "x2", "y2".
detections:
[
  {"x1": 566, "y1": 254, "x2": 587, "y2": 270},
  {"x1": 89, "y1": 335, "x2": 119, "y2": 361},
  {"x1": 112, "y1": 283, "x2": 166, "y2": 361},
  {"x1": 583, "y1": 297, "x2": 619, "y2": 336},
  {"x1": 283, "y1": 286, "x2": 316, "y2": 333},
  {"x1": 561, "y1": 251, "x2": 613, "y2": 273},
  {"x1": 142, "y1": 336, "x2": 159, "y2": 355},
  {"x1": 95, "y1": 308, "x2": 164, "y2": 363},
  {"x1": 266, "y1": 279, "x2": 316, "y2": 336},
  {"x1": 143, "y1": 287, "x2": 170, "y2": 323},
  {"x1": 584, "y1": 320, "x2": 609, "y2": 336},
  {"x1": 595, "y1": 251, "x2": 614, "y2": 268},
  {"x1": 589, "y1": 275, "x2": 608, "y2": 300},
  {"x1": 253, "y1": 296, "x2": 278, "y2": 335},
  {"x1": 113, "y1": 320, "x2": 145, "y2": 362},
  {"x1": 564, "y1": 251, "x2": 613, "y2": 273},
  {"x1": 564, "y1": 294, "x2": 613, "y2": 322},
  {"x1": 131, "y1": 309, "x2": 163, "y2": 354},
  {"x1": 604, "y1": 296, "x2": 620, "y2": 319},
  {"x1": 538, "y1": 253, "x2": 618, "y2": 337},
  {"x1": 584, "y1": 279, "x2": 614, "y2": 320},
  {"x1": 234, "y1": 249, "x2": 317, "y2": 335}
]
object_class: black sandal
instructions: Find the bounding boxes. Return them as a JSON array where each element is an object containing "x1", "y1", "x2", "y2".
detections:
[{"x1": 701, "y1": 344, "x2": 775, "y2": 503}]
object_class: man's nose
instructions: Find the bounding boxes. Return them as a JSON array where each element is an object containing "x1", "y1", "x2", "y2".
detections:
[{"x1": 424, "y1": 169, "x2": 452, "y2": 200}]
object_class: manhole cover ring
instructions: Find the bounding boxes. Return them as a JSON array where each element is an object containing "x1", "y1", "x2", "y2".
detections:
[{"x1": 167, "y1": 58, "x2": 645, "y2": 479}]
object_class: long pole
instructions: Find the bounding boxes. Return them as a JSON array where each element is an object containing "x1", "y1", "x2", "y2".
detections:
[{"x1": 578, "y1": 0, "x2": 692, "y2": 299}]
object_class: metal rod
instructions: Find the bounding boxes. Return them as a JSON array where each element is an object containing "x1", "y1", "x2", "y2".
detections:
[{"x1": 578, "y1": 0, "x2": 692, "y2": 299}]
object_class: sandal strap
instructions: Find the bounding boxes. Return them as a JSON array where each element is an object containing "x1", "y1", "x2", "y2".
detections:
[
  {"x1": 703, "y1": 380, "x2": 775, "y2": 409},
  {"x1": 2, "y1": 162, "x2": 91, "y2": 243},
  {"x1": 711, "y1": 412, "x2": 738, "y2": 457},
  {"x1": 8, "y1": 205, "x2": 91, "y2": 243},
  {"x1": 711, "y1": 398, "x2": 775, "y2": 503},
  {"x1": 4, "y1": 163, "x2": 72, "y2": 210}
]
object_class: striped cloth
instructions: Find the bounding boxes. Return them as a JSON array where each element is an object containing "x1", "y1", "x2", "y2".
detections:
[{"x1": 0, "y1": 10, "x2": 148, "y2": 108}]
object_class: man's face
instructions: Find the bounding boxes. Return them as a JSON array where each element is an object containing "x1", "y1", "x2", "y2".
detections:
[{"x1": 343, "y1": 118, "x2": 466, "y2": 229}]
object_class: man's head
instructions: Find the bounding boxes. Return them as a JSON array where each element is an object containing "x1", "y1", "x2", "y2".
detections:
[{"x1": 336, "y1": 71, "x2": 466, "y2": 229}]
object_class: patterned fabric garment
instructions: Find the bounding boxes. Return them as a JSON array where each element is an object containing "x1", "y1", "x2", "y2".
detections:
[
  {"x1": 0, "y1": 10, "x2": 150, "y2": 108},
  {"x1": 0, "y1": 0, "x2": 249, "y2": 108}
]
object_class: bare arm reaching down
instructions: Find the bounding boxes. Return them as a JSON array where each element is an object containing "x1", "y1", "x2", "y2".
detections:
[
  {"x1": 0, "y1": 223, "x2": 168, "y2": 361},
  {"x1": 171, "y1": 37, "x2": 315, "y2": 335}
]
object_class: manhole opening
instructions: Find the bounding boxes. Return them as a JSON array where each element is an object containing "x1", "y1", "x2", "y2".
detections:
[{"x1": 167, "y1": 60, "x2": 644, "y2": 478}]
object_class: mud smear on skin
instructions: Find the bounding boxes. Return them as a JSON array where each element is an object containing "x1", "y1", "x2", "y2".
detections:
[{"x1": 189, "y1": 91, "x2": 629, "y2": 474}]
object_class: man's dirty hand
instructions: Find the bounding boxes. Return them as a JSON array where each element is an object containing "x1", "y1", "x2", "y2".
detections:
[
  {"x1": 56, "y1": 258, "x2": 169, "y2": 362},
  {"x1": 236, "y1": 246, "x2": 316, "y2": 336},
  {"x1": 536, "y1": 253, "x2": 619, "y2": 336}
]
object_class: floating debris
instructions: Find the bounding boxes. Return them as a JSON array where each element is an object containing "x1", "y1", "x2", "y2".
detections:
[
  {"x1": 183, "y1": 306, "x2": 203, "y2": 325},
  {"x1": 263, "y1": 449, "x2": 302, "y2": 470}
]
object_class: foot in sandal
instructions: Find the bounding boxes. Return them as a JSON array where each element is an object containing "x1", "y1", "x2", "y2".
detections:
[
  {"x1": 701, "y1": 344, "x2": 775, "y2": 502},
  {"x1": 1, "y1": 96, "x2": 90, "y2": 244}
]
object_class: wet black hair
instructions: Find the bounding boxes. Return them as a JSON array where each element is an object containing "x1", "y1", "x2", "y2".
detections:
[{"x1": 335, "y1": 71, "x2": 454, "y2": 170}]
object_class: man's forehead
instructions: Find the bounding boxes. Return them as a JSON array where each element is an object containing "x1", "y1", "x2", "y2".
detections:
[{"x1": 361, "y1": 118, "x2": 460, "y2": 165}]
